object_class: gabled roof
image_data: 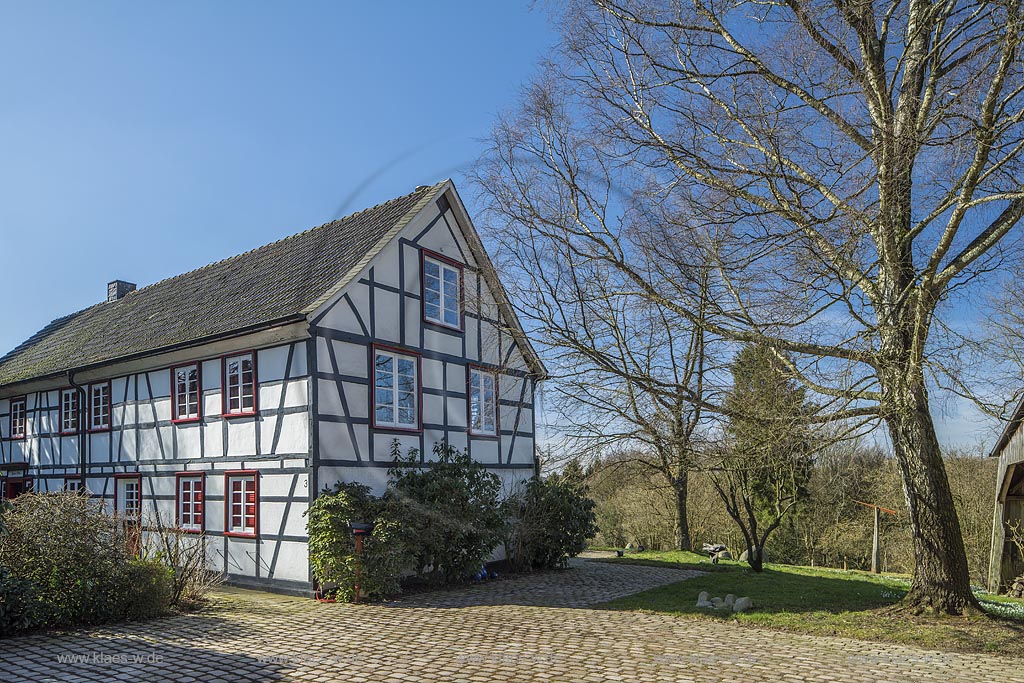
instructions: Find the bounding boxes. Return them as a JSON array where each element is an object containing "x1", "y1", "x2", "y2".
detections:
[{"x1": 0, "y1": 183, "x2": 442, "y2": 387}]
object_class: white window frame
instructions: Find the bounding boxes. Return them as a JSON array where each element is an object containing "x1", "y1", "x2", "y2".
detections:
[
  {"x1": 9, "y1": 397, "x2": 26, "y2": 439},
  {"x1": 173, "y1": 364, "x2": 201, "y2": 421},
  {"x1": 469, "y1": 368, "x2": 498, "y2": 436},
  {"x1": 177, "y1": 475, "x2": 204, "y2": 532},
  {"x1": 60, "y1": 388, "x2": 79, "y2": 434},
  {"x1": 422, "y1": 253, "x2": 462, "y2": 329},
  {"x1": 65, "y1": 478, "x2": 85, "y2": 493},
  {"x1": 373, "y1": 347, "x2": 419, "y2": 430},
  {"x1": 223, "y1": 353, "x2": 256, "y2": 416},
  {"x1": 226, "y1": 473, "x2": 257, "y2": 536},
  {"x1": 89, "y1": 383, "x2": 110, "y2": 431}
]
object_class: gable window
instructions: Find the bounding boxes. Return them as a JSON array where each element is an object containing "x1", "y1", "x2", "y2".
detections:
[
  {"x1": 115, "y1": 474, "x2": 142, "y2": 519},
  {"x1": 422, "y1": 251, "x2": 463, "y2": 329},
  {"x1": 373, "y1": 346, "x2": 419, "y2": 431},
  {"x1": 60, "y1": 389, "x2": 79, "y2": 434},
  {"x1": 9, "y1": 397, "x2": 26, "y2": 439},
  {"x1": 223, "y1": 353, "x2": 257, "y2": 417},
  {"x1": 172, "y1": 364, "x2": 201, "y2": 422},
  {"x1": 176, "y1": 474, "x2": 204, "y2": 533},
  {"x1": 468, "y1": 367, "x2": 498, "y2": 436},
  {"x1": 89, "y1": 382, "x2": 111, "y2": 432},
  {"x1": 225, "y1": 471, "x2": 257, "y2": 537}
]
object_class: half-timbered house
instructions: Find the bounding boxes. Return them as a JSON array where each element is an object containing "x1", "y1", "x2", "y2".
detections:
[
  {"x1": 988, "y1": 399, "x2": 1024, "y2": 592},
  {"x1": 0, "y1": 180, "x2": 545, "y2": 594}
]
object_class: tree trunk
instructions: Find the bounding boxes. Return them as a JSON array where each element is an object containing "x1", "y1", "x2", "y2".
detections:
[
  {"x1": 884, "y1": 370, "x2": 980, "y2": 614},
  {"x1": 746, "y1": 545, "x2": 763, "y2": 572},
  {"x1": 673, "y1": 472, "x2": 692, "y2": 551}
]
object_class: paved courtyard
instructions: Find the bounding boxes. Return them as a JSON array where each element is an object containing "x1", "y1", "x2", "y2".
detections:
[{"x1": 0, "y1": 558, "x2": 1021, "y2": 682}]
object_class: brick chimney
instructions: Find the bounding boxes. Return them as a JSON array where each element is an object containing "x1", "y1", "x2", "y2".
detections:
[{"x1": 107, "y1": 280, "x2": 136, "y2": 302}]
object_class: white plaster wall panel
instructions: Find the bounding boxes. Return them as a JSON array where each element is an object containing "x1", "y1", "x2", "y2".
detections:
[
  {"x1": 258, "y1": 472, "x2": 306, "y2": 497},
  {"x1": 343, "y1": 381, "x2": 369, "y2": 418},
  {"x1": 226, "y1": 419, "x2": 257, "y2": 456},
  {"x1": 374, "y1": 433, "x2": 419, "y2": 461},
  {"x1": 60, "y1": 439, "x2": 79, "y2": 466},
  {"x1": 88, "y1": 433, "x2": 111, "y2": 464},
  {"x1": 202, "y1": 359, "x2": 222, "y2": 390},
  {"x1": 203, "y1": 392, "x2": 220, "y2": 419},
  {"x1": 148, "y1": 370, "x2": 171, "y2": 398},
  {"x1": 318, "y1": 421, "x2": 357, "y2": 460},
  {"x1": 423, "y1": 394, "x2": 444, "y2": 426},
  {"x1": 39, "y1": 439, "x2": 56, "y2": 466},
  {"x1": 423, "y1": 328, "x2": 463, "y2": 357},
  {"x1": 261, "y1": 502, "x2": 308, "y2": 538},
  {"x1": 333, "y1": 341, "x2": 368, "y2": 378},
  {"x1": 118, "y1": 430, "x2": 136, "y2": 462},
  {"x1": 510, "y1": 438, "x2": 535, "y2": 464},
  {"x1": 204, "y1": 425, "x2": 224, "y2": 460},
  {"x1": 470, "y1": 439, "x2": 500, "y2": 464},
  {"x1": 321, "y1": 466, "x2": 390, "y2": 496},
  {"x1": 446, "y1": 429, "x2": 468, "y2": 455},
  {"x1": 152, "y1": 396, "x2": 172, "y2": 424},
  {"x1": 402, "y1": 242, "x2": 420, "y2": 292},
  {"x1": 371, "y1": 239, "x2": 402, "y2": 289},
  {"x1": 281, "y1": 379, "x2": 309, "y2": 409},
  {"x1": 445, "y1": 363, "x2": 465, "y2": 394},
  {"x1": 226, "y1": 539, "x2": 257, "y2": 576},
  {"x1": 267, "y1": 540, "x2": 309, "y2": 582},
  {"x1": 422, "y1": 359, "x2": 444, "y2": 391},
  {"x1": 316, "y1": 336, "x2": 333, "y2": 373},
  {"x1": 268, "y1": 411, "x2": 307, "y2": 454},
  {"x1": 137, "y1": 427, "x2": 162, "y2": 461},
  {"x1": 374, "y1": 290, "x2": 401, "y2": 343},
  {"x1": 176, "y1": 423, "x2": 202, "y2": 458},
  {"x1": 317, "y1": 379, "x2": 345, "y2": 417},
  {"x1": 257, "y1": 346, "x2": 291, "y2": 383},
  {"x1": 259, "y1": 412, "x2": 308, "y2": 456},
  {"x1": 464, "y1": 318, "x2": 480, "y2": 362},
  {"x1": 446, "y1": 396, "x2": 468, "y2": 429}
]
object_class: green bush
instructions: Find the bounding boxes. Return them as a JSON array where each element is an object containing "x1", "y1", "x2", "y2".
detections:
[
  {"x1": 387, "y1": 442, "x2": 505, "y2": 584},
  {"x1": 305, "y1": 482, "x2": 406, "y2": 601},
  {"x1": 0, "y1": 567, "x2": 40, "y2": 635},
  {"x1": 119, "y1": 559, "x2": 174, "y2": 620},
  {"x1": 0, "y1": 491, "x2": 173, "y2": 629},
  {"x1": 505, "y1": 474, "x2": 598, "y2": 570}
]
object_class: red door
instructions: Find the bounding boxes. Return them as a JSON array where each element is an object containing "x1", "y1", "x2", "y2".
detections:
[{"x1": 3, "y1": 478, "x2": 31, "y2": 499}]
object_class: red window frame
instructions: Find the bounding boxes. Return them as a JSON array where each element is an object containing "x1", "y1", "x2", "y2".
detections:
[
  {"x1": 175, "y1": 472, "x2": 205, "y2": 533},
  {"x1": 113, "y1": 473, "x2": 142, "y2": 519},
  {"x1": 221, "y1": 352, "x2": 258, "y2": 418},
  {"x1": 171, "y1": 363, "x2": 203, "y2": 423},
  {"x1": 60, "y1": 388, "x2": 79, "y2": 435},
  {"x1": 224, "y1": 470, "x2": 258, "y2": 538},
  {"x1": 467, "y1": 365, "x2": 500, "y2": 438},
  {"x1": 371, "y1": 343, "x2": 422, "y2": 433},
  {"x1": 420, "y1": 249, "x2": 465, "y2": 331},
  {"x1": 87, "y1": 381, "x2": 111, "y2": 433},
  {"x1": 9, "y1": 396, "x2": 26, "y2": 440}
]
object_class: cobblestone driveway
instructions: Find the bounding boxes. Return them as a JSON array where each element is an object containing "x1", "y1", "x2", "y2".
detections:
[{"x1": 1, "y1": 559, "x2": 1020, "y2": 682}]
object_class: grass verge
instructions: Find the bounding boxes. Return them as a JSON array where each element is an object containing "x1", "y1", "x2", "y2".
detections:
[{"x1": 597, "y1": 550, "x2": 1024, "y2": 656}]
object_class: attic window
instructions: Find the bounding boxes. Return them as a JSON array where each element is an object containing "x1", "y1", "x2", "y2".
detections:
[{"x1": 422, "y1": 250, "x2": 463, "y2": 330}]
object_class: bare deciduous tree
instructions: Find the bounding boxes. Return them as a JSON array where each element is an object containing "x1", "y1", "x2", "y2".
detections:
[{"x1": 477, "y1": 0, "x2": 1024, "y2": 614}]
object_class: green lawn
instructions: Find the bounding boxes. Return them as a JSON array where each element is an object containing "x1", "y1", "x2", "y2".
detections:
[{"x1": 599, "y1": 550, "x2": 1024, "y2": 655}]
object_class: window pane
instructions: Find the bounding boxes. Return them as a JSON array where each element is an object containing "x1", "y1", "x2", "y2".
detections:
[{"x1": 376, "y1": 404, "x2": 395, "y2": 424}]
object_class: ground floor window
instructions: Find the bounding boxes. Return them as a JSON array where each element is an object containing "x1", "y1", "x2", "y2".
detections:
[
  {"x1": 64, "y1": 477, "x2": 85, "y2": 493},
  {"x1": 3, "y1": 477, "x2": 32, "y2": 499},
  {"x1": 225, "y1": 471, "x2": 257, "y2": 537},
  {"x1": 177, "y1": 474, "x2": 205, "y2": 532}
]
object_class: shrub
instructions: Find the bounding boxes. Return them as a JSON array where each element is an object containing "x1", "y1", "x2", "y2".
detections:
[
  {"x1": 505, "y1": 474, "x2": 598, "y2": 570},
  {"x1": 144, "y1": 513, "x2": 222, "y2": 610},
  {"x1": 387, "y1": 441, "x2": 505, "y2": 584},
  {"x1": 0, "y1": 491, "x2": 173, "y2": 628},
  {"x1": 0, "y1": 567, "x2": 40, "y2": 635},
  {"x1": 305, "y1": 482, "x2": 406, "y2": 601},
  {"x1": 119, "y1": 559, "x2": 174, "y2": 620}
]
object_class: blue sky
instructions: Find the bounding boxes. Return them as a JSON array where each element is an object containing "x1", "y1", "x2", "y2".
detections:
[
  {"x1": 0, "y1": 0, "x2": 555, "y2": 351},
  {"x1": 0, "y1": 2, "x2": 995, "y2": 449}
]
